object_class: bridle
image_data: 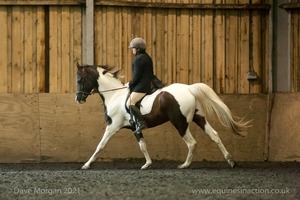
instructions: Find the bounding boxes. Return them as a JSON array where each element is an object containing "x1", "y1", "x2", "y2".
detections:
[{"x1": 77, "y1": 74, "x2": 127, "y2": 99}]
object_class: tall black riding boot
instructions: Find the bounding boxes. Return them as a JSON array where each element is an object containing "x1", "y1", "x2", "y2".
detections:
[{"x1": 129, "y1": 105, "x2": 147, "y2": 133}]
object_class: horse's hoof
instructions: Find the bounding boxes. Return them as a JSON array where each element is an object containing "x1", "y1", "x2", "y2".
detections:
[
  {"x1": 81, "y1": 165, "x2": 90, "y2": 170},
  {"x1": 225, "y1": 154, "x2": 236, "y2": 169},
  {"x1": 178, "y1": 163, "x2": 190, "y2": 169},
  {"x1": 141, "y1": 162, "x2": 152, "y2": 170},
  {"x1": 230, "y1": 161, "x2": 236, "y2": 169}
]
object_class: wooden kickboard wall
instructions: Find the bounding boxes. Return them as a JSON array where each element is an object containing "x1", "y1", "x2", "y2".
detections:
[{"x1": 1, "y1": 93, "x2": 299, "y2": 163}]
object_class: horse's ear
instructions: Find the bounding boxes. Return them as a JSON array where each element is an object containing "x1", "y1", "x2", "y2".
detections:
[{"x1": 76, "y1": 62, "x2": 81, "y2": 68}]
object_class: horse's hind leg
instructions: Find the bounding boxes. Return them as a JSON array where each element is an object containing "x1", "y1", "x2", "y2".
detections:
[
  {"x1": 178, "y1": 127, "x2": 197, "y2": 169},
  {"x1": 196, "y1": 118, "x2": 235, "y2": 168}
]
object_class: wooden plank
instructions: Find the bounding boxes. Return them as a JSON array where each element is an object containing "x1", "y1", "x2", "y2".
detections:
[
  {"x1": 188, "y1": 8, "x2": 193, "y2": 84},
  {"x1": 120, "y1": 7, "x2": 128, "y2": 80},
  {"x1": 94, "y1": 1, "x2": 271, "y2": 10},
  {"x1": 102, "y1": 7, "x2": 107, "y2": 65},
  {"x1": 180, "y1": 0, "x2": 190, "y2": 84},
  {"x1": 239, "y1": 0, "x2": 250, "y2": 93},
  {"x1": 166, "y1": 8, "x2": 176, "y2": 85},
  {"x1": 250, "y1": 8, "x2": 262, "y2": 93},
  {"x1": 191, "y1": 8, "x2": 201, "y2": 84},
  {"x1": 31, "y1": 6, "x2": 38, "y2": 93},
  {"x1": 49, "y1": 6, "x2": 58, "y2": 93},
  {"x1": 145, "y1": 8, "x2": 152, "y2": 64},
  {"x1": 280, "y1": 2, "x2": 300, "y2": 10},
  {"x1": 200, "y1": 10, "x2": 205, "y2": 83},
  {"x1": 56, "y1": 7, "x2": 62, "y2": 93},
  {"x1": 61, "y1": 6, "x2": 70, "y2": 93},
  {"x1": 0, "y1": 0, "x2": 85, "y2": 5},
  {"x1": 114, "y1": 7, "x2": 120, "y2": 68},
  {"x1": 106, "y1": 7, "x2": 115, "y2": 67},
  {"x1": 7, "y1": 6, "x2": 12, "y2": 93},
  {"x1": 297, "y1": 11, "x2": 300, "y2": 92},
  {"x1": 69, "y1": 6, "x2": 75, "y2": 92},
  {"x1": 292, "y1": 11, "x2": 300, "y2": 92},
  {"x1": 179, "y1": 9, "x2": 189, "y2": 84},
  {"x1": 72, "y1": 7, "x2": 82, "y2": 92},
  {"x1": 225, "y1": 7, "x2": 238, "y2": 93},
  {"x1": 24, "y1": 6, "x2": 34, "y2": 93},
  {"x1": 36, "y1": 6, "x2": 45, "y2": 92},
  {"x1": 203, "y1": 5, "x2": 214, "y2": 88},
  {"x1": 11, "y1": 6, "x2": 24, "y2": 93},
  {"x1": 126, "y1": 8, "x2": 132, "y2": 82},
  {"x1": 0, "y1": 94, "x2": 40, "y2": 163},
  {"x1": 151, "y1": 9, "x2": 157, "y2": 75},
  {"x1": 175, "y1": 10, "x2": 181, "y2": 83},
  {"x1": 0, "y1": 7, "x2": 8, "y2": 93},
  {"x1": 163, "y1": 8, "x2": 168, "y2": 84},
  {"x1": 132, "y1": 7, "x2": 141, "y2": 37},
  {"x1": 155, "y1": 8, "x2": 164, "y2": 81},
  {"x1": 94, "y1": 6, "x2": 102, "y2": 64},
  {"x1": 261, "y1": 8, "x2": 269, "y2": 94},
  {"x1": 214, "y1": 1, "x2": 225, "y2": 93}
]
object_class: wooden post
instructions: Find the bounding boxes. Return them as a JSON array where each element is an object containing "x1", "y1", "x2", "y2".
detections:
[
  {"x1": 264, "y1": 0, "x2": 274, "y2": 162},
  {"x1": 273, "y1": 0, "x2": 290, "y2": 91},
  {"x1": 83, "y1": 0, "x2": 94, "y2": 65}
]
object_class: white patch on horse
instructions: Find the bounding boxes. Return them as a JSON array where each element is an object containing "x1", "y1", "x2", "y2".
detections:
[
  {"x1": 139, "y1": 89, "x2": 162, "y2": 115},
  {"x1": 162, "y1": 84, "x2": 196, "y2": 121}
]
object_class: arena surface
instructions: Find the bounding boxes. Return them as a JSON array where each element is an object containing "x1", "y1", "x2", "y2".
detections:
[{"x1": 0, "y1": 161, "x2": 299, "y2": 200}]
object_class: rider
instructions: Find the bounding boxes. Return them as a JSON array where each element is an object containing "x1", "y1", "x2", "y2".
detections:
[{"x1": 126, "y1": 37, "x2": 161, "y2": 134}]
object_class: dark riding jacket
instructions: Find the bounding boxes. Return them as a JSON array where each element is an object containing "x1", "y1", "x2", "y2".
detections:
[{"x1": 129, "y1": 50, "x2": 154, "y2": 94}]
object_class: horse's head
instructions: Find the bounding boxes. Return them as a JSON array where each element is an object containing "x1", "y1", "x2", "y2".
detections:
[{"x1": 75, "y1": 63, "x2": 99, "y2": 104}]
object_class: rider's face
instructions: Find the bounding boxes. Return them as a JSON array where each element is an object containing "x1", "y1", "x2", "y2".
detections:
[{"x1": 132, "y1": 48, "x2": 137, "y2": 55}]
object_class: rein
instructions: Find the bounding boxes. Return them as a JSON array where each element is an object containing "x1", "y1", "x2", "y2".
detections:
[{"x1": 99, "y1": 86, "x2": 127, "y2": 93}]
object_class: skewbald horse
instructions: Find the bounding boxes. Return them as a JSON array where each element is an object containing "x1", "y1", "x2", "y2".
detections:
[{"x1": 75, "y1": 64, "x2": 251, "y2": 170}]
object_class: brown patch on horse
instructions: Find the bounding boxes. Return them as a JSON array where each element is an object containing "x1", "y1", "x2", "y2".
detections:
[
  {"x1": 193, "y1": 111, "x2": 206, "y2": 130},
  {"x1": 143, "y1": 91, "x2": 188, "y2": 137}
]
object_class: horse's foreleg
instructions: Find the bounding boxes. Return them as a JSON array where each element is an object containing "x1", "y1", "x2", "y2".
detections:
[
  {"x1": 82, "y1": 126, "x2": 118, "y2": 170},
  {"x1": 178, "y1": 128, "x2": 197, "y2": 169},
  {"x1": 139, "y1": 138, "x2": 152, "y2": 169},
  {"x1": 134, "y1": 132, "x2": 152, "y2": 169},
  {"x1": 203, "y1": 121, "x2": 235, "y2": 168}
]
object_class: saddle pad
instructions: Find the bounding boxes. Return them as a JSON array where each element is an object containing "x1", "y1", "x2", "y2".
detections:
[{"x1": 140, "y1": 89, "x2": 162, "y2": 115}]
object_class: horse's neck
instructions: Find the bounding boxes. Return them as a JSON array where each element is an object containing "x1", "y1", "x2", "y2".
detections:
[{"x1": 97, "y1": 76, "x2": 124, "y2": 104}]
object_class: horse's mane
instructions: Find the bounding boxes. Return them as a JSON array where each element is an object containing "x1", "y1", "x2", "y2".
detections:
[
  {"x1": 101, "y1": 65, "x2": 122, "y2": 79},
  {"x1": 77, "y1": 62, "x2": 123, "y2": 81}
]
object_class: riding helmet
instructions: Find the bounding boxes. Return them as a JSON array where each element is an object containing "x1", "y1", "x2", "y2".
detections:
[{"x1": 128, "y1": 37, "x2": 146, "y2": 50}]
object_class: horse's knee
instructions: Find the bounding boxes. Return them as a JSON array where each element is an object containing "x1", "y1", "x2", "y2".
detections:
[{"x1": 205, "y1": 125, "x2": 221, "y2": 142}]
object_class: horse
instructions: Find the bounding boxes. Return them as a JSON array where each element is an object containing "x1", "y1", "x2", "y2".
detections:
[{"x1": 75, "y1": 64, "x2": 251, "y2": 170}]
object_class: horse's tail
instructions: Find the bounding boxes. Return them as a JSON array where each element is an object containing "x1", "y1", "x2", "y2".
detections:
[{"x1": 188, "y1": 83, "x2": 251, "y2": 137}]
